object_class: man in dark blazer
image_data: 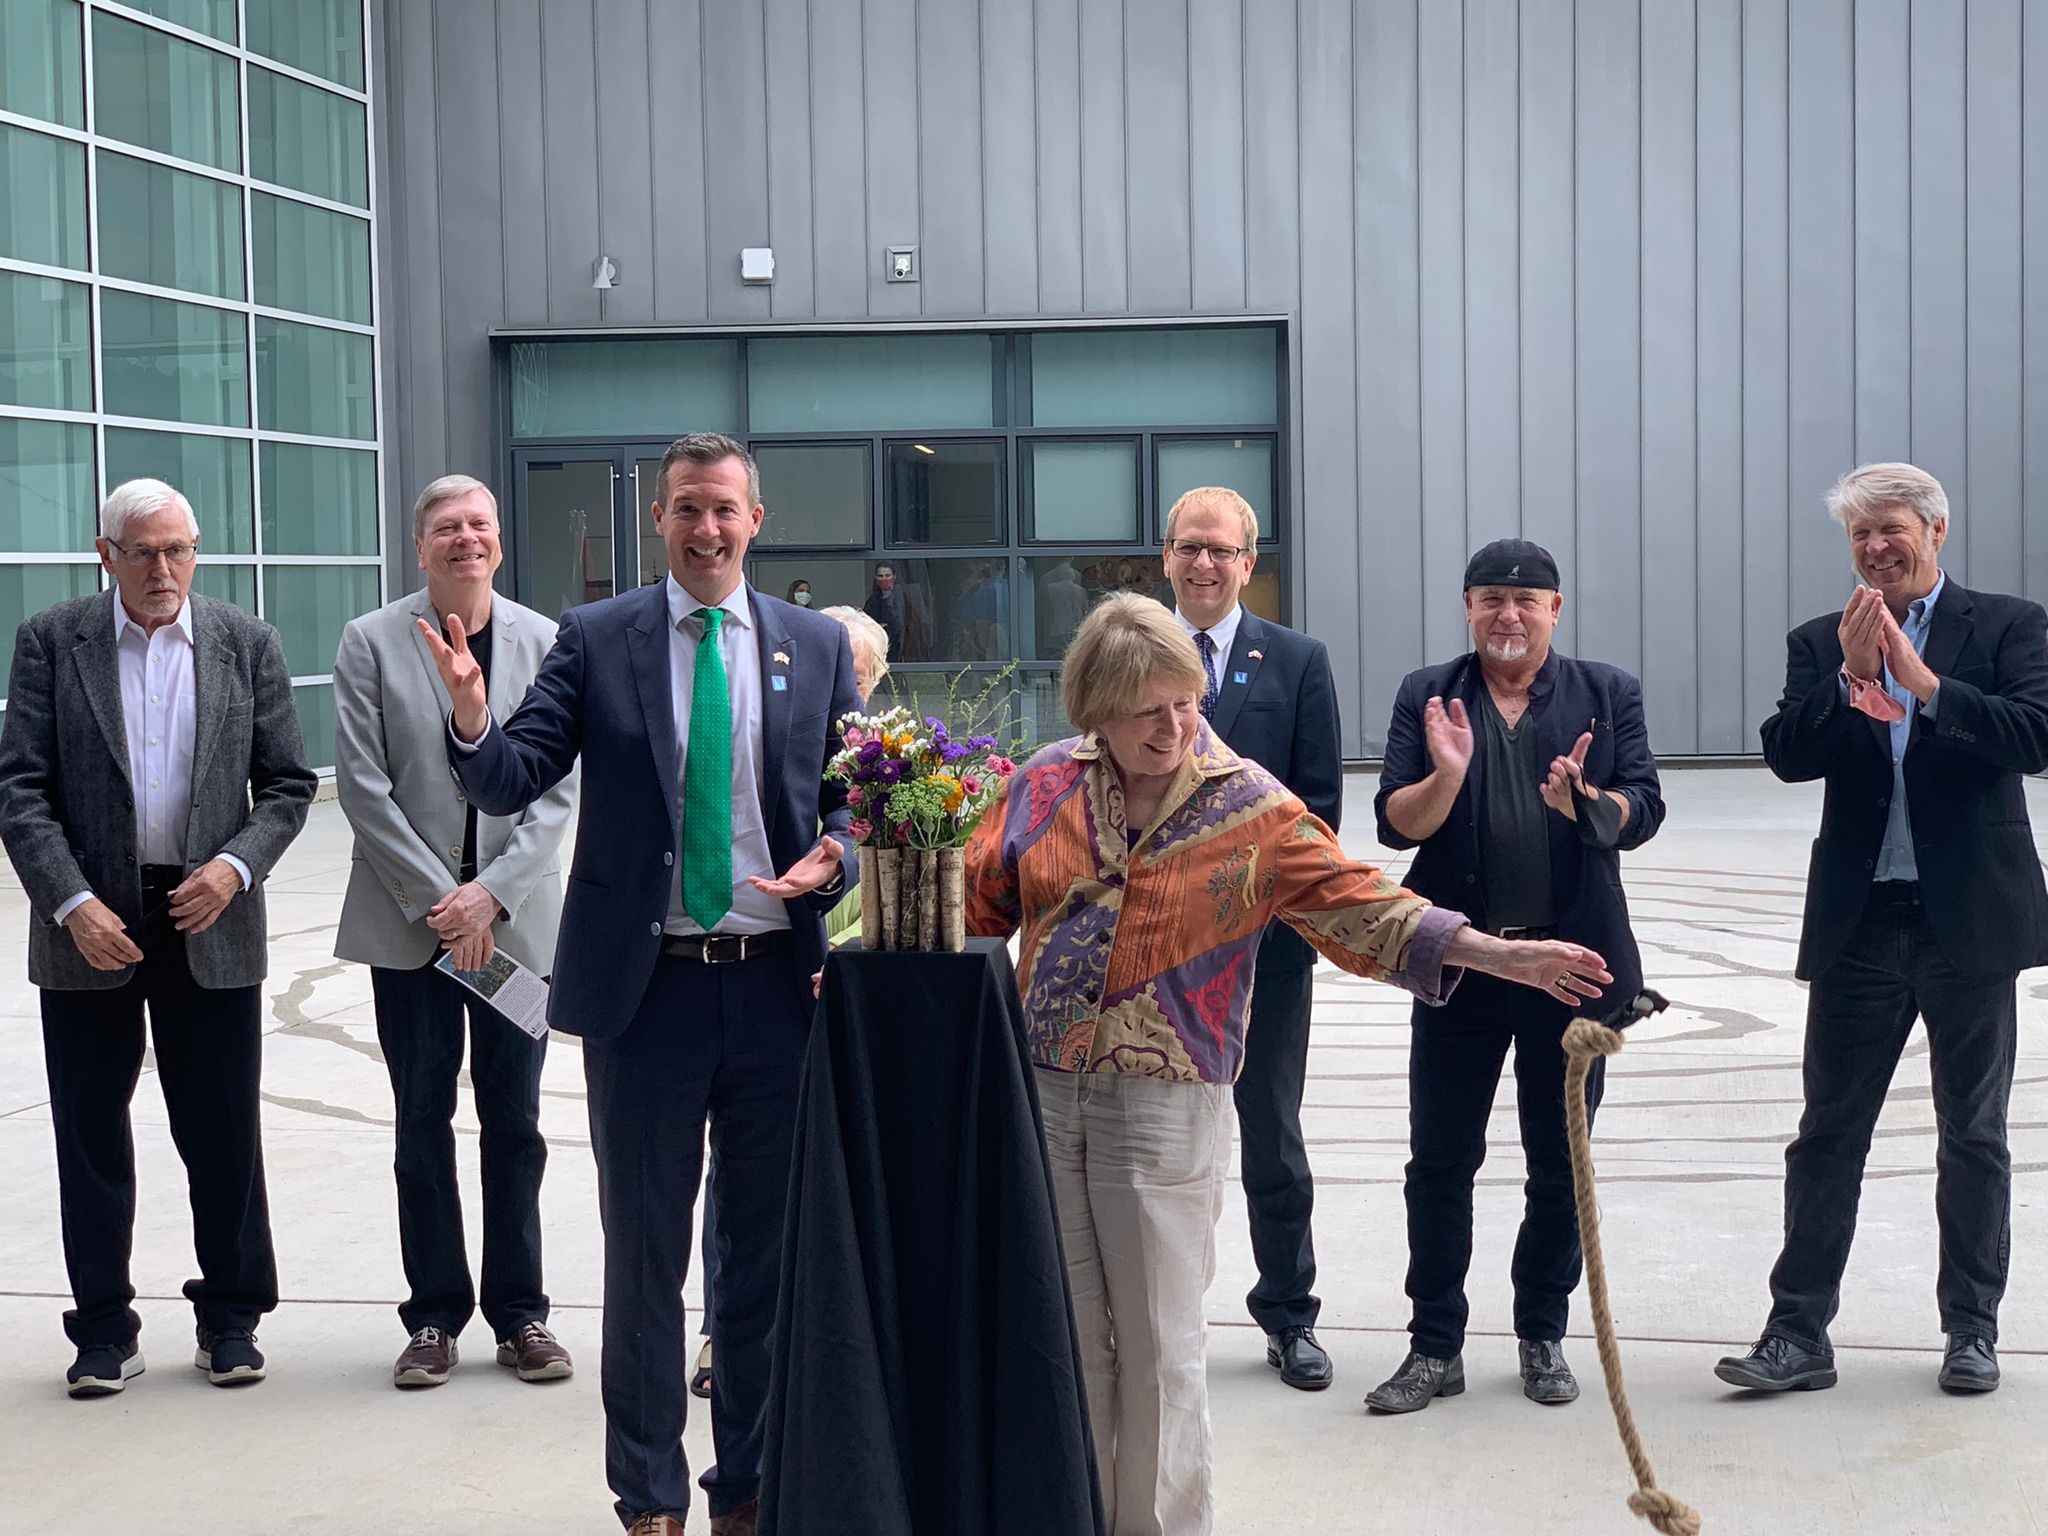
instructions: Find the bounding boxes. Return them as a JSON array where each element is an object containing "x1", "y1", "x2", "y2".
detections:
[
  {"x1": 0, "y1": 478, "x2": 315, "y2": 1397},
  {"x1": 1717, "y1": 462, "x2": 2048, "y2": 1398},
  {"x1": 423, "y1": 434, "x2": 859, "y2": 1536},
  {"x1": 1161, "y1": 486, "x2": 1344, "y2": 1391},
  {"x1": 1367, "y1": 539, "x2": 1664, "y2": 1415}
]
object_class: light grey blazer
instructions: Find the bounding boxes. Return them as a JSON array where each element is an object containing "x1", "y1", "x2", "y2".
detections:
[
  {"x1": 332, "y1": 588, "x2": 574, "y2": 973},
  {"x1": 0, "y1": 590, "x2": 317, "y2": 991}
]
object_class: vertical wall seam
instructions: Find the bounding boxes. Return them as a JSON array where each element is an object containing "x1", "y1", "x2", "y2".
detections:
[
  {"x1": 1076, "y1": 0, "x2": 1087, "y2": 308},
  {"x1": 1239, "y1": 0, "x2": 1250, "y2": 309},
  {"x1": 1636, "y1": 0, "x2": 1646, "y2": 681},
  {"x1": 913, "y1": 0, "x2": 927, "y2": 316},
  {"x1": 1693, "y1": 0, "x2": 1704, "y2": 744},
  {"x1": 429, "y1": 0, "x2": 452, "y2": 460},
  {"x1": 589, "y1": 0, "x2": 605, "y2": 326},
  {"x1": 1350, "y1": 0, "x2": 1364, "y2": 695},
  {"x1": 1457, "y1": 0, "x2": 1468, "y2": 564},
  {"x1": 1414, "y1": 0, "x2": 1428, "y2": 644},
  {"x1": 1569, "y1": 0, "x2": 1580, "y2": 646},
  {"x1": 1960, "y1": 0, "x2": 1970, "y2": 583},
  {"x1": 859, "y1": 0, "x2": 872, "y2": 317},
  {"x1": 1120, "y1": 0, "x2": 1131, "y2": 311},
  {"x1": 699, "y1": 0, "x2": 713, "y2": 319},
  {"x1": 977, "y1": 0, "x2": 989, "y2": 315},
  {"x1": 495, "y1": 0, "x2": 512, "y2": 320},
  {"x1": 759, "y1": 0, "x2": 773, "y2": 314},
  {"x1": 1030, "y1": 0, "x2": 1044, "y2": 312},
  {"x1": 1184, "y1": 0, "x2": 1194, "y2": 310},
  {"x1": 804, "y1": 0, "x2": 818, "y2": 315}
]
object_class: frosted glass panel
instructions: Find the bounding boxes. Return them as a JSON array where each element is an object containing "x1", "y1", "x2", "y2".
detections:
[
  {"x1": 253, "y1": 193, "x2": 370, "y2": 324},
  {"x1": 2, "y1": 0, "x2": 85, "y2": 129},
  {"x1": 250, "y1": 0, "x2": 365, "y2": 91},
  {"x1": 93, "y1": 12, "x2": 240, "y2": 173},
  {"x1": 0, "y1": 564, "x2": 99, "y2": 697},
  {"x1": 97, "y1": 151, "x2": 245, "y2": 301},
  {"x1": 748, "y1": 334, "x2": 996, "y2": 432},
  {"x1": 752, "y1": 443, "x2": 870, "y2": 548},
  {"x1": 0, "y1": 419, "x2": 95, "y2": 551},
  {"x1": 101, "y1": 289, "x2": 249, "y2": 426},
  {"x1": 1029, "y1": 328, "x2": 1278, "y2": 428},
  {"x1": 249, "y1": 65, "x2": 368, "y2": 207},
  {"x1": 262, "y1": 442, "x2": 377, "y2": 554},
  {"x1": 105, "y1": 427, "x2": 253, "y2": 552},
  {"x1": 0, "y1": 124, "x2": 87, "y2": 269},
  {"x1": 1157, "y1": 437, "x2": 1277, "y2": 543},
  {"x1": 0, "y1": 271, "x2": 91, "y2": 411},
  {"x1": 1025, "y1": 439, "x2": 1139, "y2": 542},
  {"x1": 264, "y1": 564, "x2": 378, "y2": 674},
  {"x1": 509, "y1": 339, "x2": 741, "y2": 438},
  {"x1": 256, "y1": 317, "x2": 374, "y2": 439}
]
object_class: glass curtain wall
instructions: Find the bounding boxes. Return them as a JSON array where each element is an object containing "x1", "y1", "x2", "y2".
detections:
[
  {"x1": 0, "y1": 0, "x2": 381, "y2": 769},
  {"x1": 506, "y1": 325, "x2": 1284, "y2": 746}
]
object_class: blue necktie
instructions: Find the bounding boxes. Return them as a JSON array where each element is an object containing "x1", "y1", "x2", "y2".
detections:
[{"x1": 1195, "y1": 631, "x2": 1219, "y2": 718}]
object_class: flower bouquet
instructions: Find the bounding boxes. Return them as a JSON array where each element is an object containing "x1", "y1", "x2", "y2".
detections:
[{"x1": 828, "y1": 692, "x2": 1018, "y2": 952}]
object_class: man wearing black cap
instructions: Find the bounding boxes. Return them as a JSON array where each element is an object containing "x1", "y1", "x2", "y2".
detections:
[{"x1": 1364, "y1": 539, "x2": 1665, "y2": 1414}]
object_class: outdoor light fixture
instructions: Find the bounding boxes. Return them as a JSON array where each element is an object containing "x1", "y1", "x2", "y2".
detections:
[
  {"x1": 592, "y1": 255, "x2": 618, "y2": 290},
  {"x1": 886, "y1": 245, "x2": 917, "y2": 282},
  {"x1": 741, "y1": 247, "x2": 775, "y2": 285}
]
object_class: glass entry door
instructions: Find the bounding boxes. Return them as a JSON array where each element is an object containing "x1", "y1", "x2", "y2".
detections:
[{"x1": 511, "y1": 447, "x2": 678, "y2": 616}]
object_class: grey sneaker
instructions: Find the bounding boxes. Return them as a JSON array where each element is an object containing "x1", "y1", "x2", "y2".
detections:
[{"x1": 496, "y1": 1321, "x2": 573, "y2": 1382}]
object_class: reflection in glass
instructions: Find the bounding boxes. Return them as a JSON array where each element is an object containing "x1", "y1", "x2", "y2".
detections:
[
  {"x1": 93, "y1": 12, "x2": 241, "y2": 173},
  {"x1": 2, "y1": 0, "x2": 85, "y2": 129},
  {"x1": 1020, "y1": 556, "x2": 1136, "y2": 660},
  {"x1": 632, "y1": 457, "x2": 668, "y2": 589},
  {"x1": 97, "y1": 151, "x2": 244, "y2": 301},
  {"x1": 253, "y1": 193, "x2": 370, "y2": 324},
  {"x1": 0, "y1": 124, "x2": 87, "y2": 269},
  {"x1": 1, "y1": 271, "x2": 91, "y2": 411},
  {"x1": 1156, "y1": 437, "x2": 1276, "y2": 541},
  {"x1": 0, "y1": 418, "x2": 95, "y2": 552},
  {"x1": 123, "y1": 0, "x2": 237, "y2": 43},
  {"x1": 1024, "y1": 438, "x2": 1139, "y2": 542},
  {"x1": 748, "y1": 334, "x2": 996, "y2": 433},
  {"x1": 752, "y1": 443, "x2": 869, "y2": 548},
  {"x1": 256, "y1": 317, "x2": 373, "y2": 438},
  {"x1": 101, "y1": 290, "x2": 247, "y2": 426},
  {"x1": 524, "y1": 460, "x2": 614, "y2": 616},
  {"x1": 1028, "y1": 327, "x2": 1278, "y2": 428},
  {"x1": 263, "y1": 564, "x2": 378, "y2": 674},
  {"x1": 249, "y1": 65, "x2": 369, "y2": 208},
  {"x1": 884, "y1": 440, "x2": 1003, "y2": 546},
  {"x1": 191, "y1": 561, "x2": 256, "y2": 612},
  {"x1": 249, "y1": 0, "x2": 366, "y2": 91},
  {"x1": 509, "y1": 338, "x2": 741, "y2": 438},
  {"x1": 746, "y1": 556, "x2": 870, "y2": 617},
  {"x1": 0, "y1": 565, "x2": 99, "y2": 698},
  {"x1": 105, "y1": 427, "x2": 253, "y2": 553},
  {"x1": 263, "y1": 442, "x2": 376, "y2": 555},
  {"x1": 859, "y1": 557, "x2": 1008, "y2": 666},
  {"x1": 292, "y1": 681, "x2": 338, "y2": 770}
]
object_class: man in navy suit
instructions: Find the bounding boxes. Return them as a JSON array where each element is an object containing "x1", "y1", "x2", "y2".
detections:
[
  {"x1": 1162, "y1": 486, "x2": 1344, "y2": 1392},
  {"x1": 423, "y1": 434, "x2": 859, "y2": 1536},
  {"x1": 1366, "y1": 539, "x2": 1664, "y2": 1415}
]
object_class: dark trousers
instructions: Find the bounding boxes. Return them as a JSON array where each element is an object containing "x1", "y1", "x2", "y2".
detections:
[
  {"x1": 1233, "y1": 954, "x2": 1319, "y2": 1332},
  {"x1": 1766, "y1": 892, "x2": 2017, "y2": 1349},
  {"x1": 585, "y1": 945, "x2": 810, "y2": 1526},
  {"x1": 370, "y1": 959, "x2": 549, "y2": 1341},
  {"x1": 40, "y1": 887, "x2": 276, "y2": 1349},
  {"x1": 1402, "y1": 973, "x2": 1600, "y2": 1357},
  {"x1": 699, "y1": 1165, "x2": 719, "y2": 1339}
]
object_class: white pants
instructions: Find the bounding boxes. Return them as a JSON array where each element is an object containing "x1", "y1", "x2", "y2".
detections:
[{"x1": 1036, "y1": 1067, "x2": 1234, "y2": 1536}]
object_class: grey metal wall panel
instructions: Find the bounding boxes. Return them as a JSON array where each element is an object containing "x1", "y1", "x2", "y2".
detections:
[{"x1": 370, "y1": 0, "x2": 2048, "y2": 759}]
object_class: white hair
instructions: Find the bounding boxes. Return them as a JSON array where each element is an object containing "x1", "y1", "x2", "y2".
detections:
[
  {"x1": 411, "y1": 474, "x2": 498, "y2": 541},
  {"x1": 1825, "y1": 462, "x2": 1949, "y2": 532},
  {"x1": 99, "y1": 478, "x2": 198, "y2": 543}
]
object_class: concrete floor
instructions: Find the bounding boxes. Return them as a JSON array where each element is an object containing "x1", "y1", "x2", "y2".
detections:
[{"x1": 3, "y1": 767, "x2": 2046, "y2": 1534}]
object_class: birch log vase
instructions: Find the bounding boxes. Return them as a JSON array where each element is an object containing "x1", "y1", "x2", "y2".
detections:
[
  {"x1": 937, "y1": 846, "x2": 966, "y2": 952},
  {"x1": 858, "y1": 846, "x2": 882, "y2": 951},
  {"x1": 874, "y1": 847, "x2": 902, "y2": 950},
  {"x1": 914, "y1": 849, "x2": 940, "y2": 950}
]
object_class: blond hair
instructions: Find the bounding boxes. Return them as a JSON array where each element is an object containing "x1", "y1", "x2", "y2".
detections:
[
  {"x1": 819, "y1": 604, "x2": 890, "y2": 697},
  {"x1": 1164, "y1": 485, "x2": 1260, "y2": 548},
  {"x1": 1060, "y1": 593, "x2": 1208, "y2": 732},
  {"x1": 1825, "y1": 462, "x2": 1949, "y2": 531}
]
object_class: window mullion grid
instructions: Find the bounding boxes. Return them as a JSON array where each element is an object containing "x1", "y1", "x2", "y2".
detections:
[
  {"x1": 357, "y1": 0, "x2": 387, "y2": 606},
  {"x1": 87, "y1": 0, "x2": 370, "y2": 105},
  {"x1": 81, "y1": 2, "x2": 107, "y2": 590},
  {"x1": 238, "y1": 0, "x2": 263, "y2": 624}
]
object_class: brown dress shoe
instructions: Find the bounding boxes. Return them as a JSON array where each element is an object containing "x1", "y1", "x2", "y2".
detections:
[
  {"x1": 710, "y1": 1498, "x2": 759, "y2": 1536},
  {"x1": 625, "y1": 1516, "x2": 685, "y2": 1536},
  {"x1": 393, "y1": 1326, "x2": 457, "y2": 1389},
  {"x1": 495, "y1": 1321, "x2": 573, "y2": 1382}
]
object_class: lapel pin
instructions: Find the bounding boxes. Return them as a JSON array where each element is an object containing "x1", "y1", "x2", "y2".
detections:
[
  {"x1": 773, "y1": 651, "x2": 790, "y2": 665},
  {"x1": 771, "y1": 676, "x2": 789, "y2": 692},
  {"x1": 1248, "y1": 649, "x2": 1263, "y2": 660},
  {"x1": 1232, "y1": 671, "x2": 1250, "y2": 685}
]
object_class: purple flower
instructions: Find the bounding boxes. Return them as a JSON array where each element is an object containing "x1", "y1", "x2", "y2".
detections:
[
  {"x1": 877, "y1": 759, "x2": 905, "y2": 784},
  {"x1": 858, "y1": 740, "x2": 885, "y2": 765}
]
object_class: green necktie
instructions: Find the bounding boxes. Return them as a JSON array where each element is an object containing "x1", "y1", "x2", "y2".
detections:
[{"x1": 680, "y1": 605, "x2": 733, "y2": 930}]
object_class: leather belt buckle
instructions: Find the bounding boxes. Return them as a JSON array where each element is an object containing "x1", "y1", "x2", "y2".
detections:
[
  {"x1": 1496, "y1": 924, "x2": 1560, "y2": 941},
  {"x1": 699, "y1": 933, "x2": 746, "y2": 964}
]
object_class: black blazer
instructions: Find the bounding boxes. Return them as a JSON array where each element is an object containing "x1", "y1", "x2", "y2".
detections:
[
  {"x1": 1374, "y1": 650, "x2": 1665, "y2": 1001},
  {"x1": 1759, "y1": 581, "x2": 2048, "y2": 980},
  {"x1": 1205, "y1": 610, "x2": 1344, "y2": 972}
]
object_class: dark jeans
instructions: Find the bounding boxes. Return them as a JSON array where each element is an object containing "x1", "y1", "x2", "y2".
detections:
[
  {"x1": 1402, "y1": 974, "x2": 1599, "y2": 1357},
  {"x1": 585, "y1": 945, "x2": 810, "y2": 1526},
  {"x1": 370, "y1": 958, "x2": 549, "y2": 1341},
  {"x1": 40, "y1": 885, "x2": 276, "y2": 1349},
  {"x1": 1233, "y1": 954, "x2": 1319, "y2": 1332},
  {"x1": 1766, "y1": 891, "x2": 2017, "y2": 1349},
  {"x1": 699, "y1": 1165, "x2": 718, "y2": 1338}
]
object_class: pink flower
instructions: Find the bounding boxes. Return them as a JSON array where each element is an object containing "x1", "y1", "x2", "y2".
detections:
[
  {"x1": 847, "y1": 786, "x2": 866, "y2": 808},
  {"x1": 961, "y1": 775, "x2": 982, "y2": 797},
  {"x1": 987, "y1": 755, "x2": 1015, "y2": 776},
  {"x1": 847, "y1": 818, "x2": 873, "y2": 842},
  {"x1": 843, "y1": 728, "x2": 866, "y2": 748}
]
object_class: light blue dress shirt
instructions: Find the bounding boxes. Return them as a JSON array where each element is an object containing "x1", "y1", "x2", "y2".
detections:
[{"x1": 1873, "y1": 572, "x2": 1945, "y2": 882}]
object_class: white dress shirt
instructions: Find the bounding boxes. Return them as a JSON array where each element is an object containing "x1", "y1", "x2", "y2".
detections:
[
  {"x1": 55, "y1": 598, "x2": 250, "y2": 922},
  {"x1": 664, "y1": 577, "x2": 785, "y2": 937},
  {"x1": 1175, "y1": 602, "x2": 1245, "y2": 699}
]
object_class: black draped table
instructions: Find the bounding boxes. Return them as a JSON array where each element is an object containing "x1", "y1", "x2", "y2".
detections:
[{"x1": 759, "y1": 938, "x2": 1106, "y2": 1536}]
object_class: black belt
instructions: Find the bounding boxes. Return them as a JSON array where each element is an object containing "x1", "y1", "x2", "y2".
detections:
[
  {"x1": 659, "y1": 930, "x2": 792, "y2": 965},
  {"x1": 1869, "y1": 880, "x2": 1921, "y2": 906},
  {"x1": 139, "y1": 864, "x2": 184, "y2": 889},
  {"x1": 1494, "y1": 923, "x2": 1560, "y2": 941}
]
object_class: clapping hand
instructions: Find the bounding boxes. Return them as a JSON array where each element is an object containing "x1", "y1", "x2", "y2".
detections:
[
  {"x1": 1539, "y1": 732, "x2": 1596, "y2": 821},
  {"x1": 1837, "y1": 585, "x2": 1887, "y2": 681},
  {"x1": 1422, "y1": 695, "x2": 1474, "y2": 779},
  {"x1": 416, "y1": 614, "x2": 490, "y2": 742},
  {"x1": 1877, "y1": 606, "x2": 1939, "y2": 702}
]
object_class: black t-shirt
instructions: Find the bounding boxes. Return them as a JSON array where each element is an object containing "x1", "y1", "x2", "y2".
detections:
[
  {"x1": 447, "y1": 615, "x2": 492, "y2": 884},
  {"x1": 1476, "y1": 686, "x2": 1555, "y2": 930}
]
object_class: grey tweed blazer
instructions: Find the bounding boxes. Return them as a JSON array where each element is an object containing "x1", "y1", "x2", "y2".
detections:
[{"x1": 0, "y1": 590, "x2": 317, "y2": 991}]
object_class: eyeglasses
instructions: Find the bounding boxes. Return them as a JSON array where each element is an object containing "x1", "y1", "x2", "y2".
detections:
[
  {"x1": 1166, "y1": 539, "x2": 1249, "y2": 565},
  {"x1": 105, "y1": 539, "x2": 198, "y2": 568}
]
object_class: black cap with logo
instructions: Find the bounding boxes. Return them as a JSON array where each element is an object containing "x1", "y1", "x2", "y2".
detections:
[{"x1": 1462, "y1": 538, "x2": 1561, "y2": 592}]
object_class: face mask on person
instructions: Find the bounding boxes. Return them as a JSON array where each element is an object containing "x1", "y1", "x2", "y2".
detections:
[{"x1": 793, "y1": 590, "x2": 812, "y2": 606}]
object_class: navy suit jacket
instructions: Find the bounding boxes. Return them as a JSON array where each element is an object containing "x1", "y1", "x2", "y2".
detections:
[
  {"x1": 1374, "y1": 650, "x2": 1664, "y2": 1002},
  {"x1": 1206, "y1": 609, "x2": 1343, "y2": 972},
  {"x1": 1759, "y1": 582, "x2": 2048, "y2": 981},
  {"x1": 450, "y1": 581, "x2": 861, "y2": 1040}
]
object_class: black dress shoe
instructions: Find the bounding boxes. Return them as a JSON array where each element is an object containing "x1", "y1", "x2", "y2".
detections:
[
  {"x1": 1714, "y1": 1334, "x2": 1837, "y2": 1392},
  {"x1": 1364, "y1": 1349, "x2": 1464, "y2": 1414},
  {"x1": 1266, "y1": 1326, "x2": 1333, "y2": 1391},
  {"x1": 1518, "y1": 1339, "x2": 1580, "y2": 1404},
  {"x1": 1939, "y1": 1333, "x2": 1999, "y2": 1394}
]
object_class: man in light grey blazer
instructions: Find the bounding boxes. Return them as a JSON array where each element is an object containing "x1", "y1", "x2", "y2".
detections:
[
  {"x1": 333, "y1": 475, "x2": 577, "y2": 1390},
  {"x1": 0, "y1": 478, "x2": 315, "y2": 1397}
]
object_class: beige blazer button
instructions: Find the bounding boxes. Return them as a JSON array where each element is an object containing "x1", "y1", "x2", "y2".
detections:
[{"x1": 450, "y1": 845, "x2": 463, "y2": 859}]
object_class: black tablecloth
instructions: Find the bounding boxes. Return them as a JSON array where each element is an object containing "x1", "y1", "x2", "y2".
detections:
[{"x1": 759, "y1": 939, "x2": 1106, "y2": 1536}]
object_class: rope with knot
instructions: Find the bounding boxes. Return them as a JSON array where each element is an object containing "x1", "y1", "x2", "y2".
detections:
[{"x1": 1562, "y1": 1015, "x2": 1704, "y2": 1536}]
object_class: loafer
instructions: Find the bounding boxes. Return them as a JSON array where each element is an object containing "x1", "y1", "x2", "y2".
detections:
[
  {"x1": 394, "y1": 1326, "x2": 458, "y2": 1388},
  {"x1": 496, "y1": 1321, "x2": 573, "y2": 1382},
  {"x1": 1266, "y1": 1326, "x2": 1334, "y2": 1391},
  {"x1": 691, "y1": 1337, "x2": 713, "y2": 1399},
  {"x1": 1939, "y1": 1333, "x2": 1999, "y2": 1394},
  {"x1": 1364, "y1": 1349, "x2": 1464, "y2": 1414},
  {"x1": 194, "y1": 1327, "x2": 265, "y2": 1387},
  {"x1": 1713, "y1": 1334, "x2": 1836, "y2": 1392},
  {"x1": 1518, "y1": 1338, "x2": 1580, "y2": 1404},
  {"x1": 710, "y1": 1497, "x2": 759, "y2": 1536},
  {"x1": 67, "y1": 1339, "x2": 144, "y2": 1398}
]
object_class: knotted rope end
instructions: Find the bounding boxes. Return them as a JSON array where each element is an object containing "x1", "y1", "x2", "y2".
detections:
[
  {"x1": 1628, "y1": 1487, "x2": 1703, "y2": 1536},
  {"x1": 1562, "y1": 1016, "x2": 1626, "y2": 1062}
]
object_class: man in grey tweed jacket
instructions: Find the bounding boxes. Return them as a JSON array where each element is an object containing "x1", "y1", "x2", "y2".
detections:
[{"x1": 0, "y1": 479, "x2": 315, "y2": 1397}]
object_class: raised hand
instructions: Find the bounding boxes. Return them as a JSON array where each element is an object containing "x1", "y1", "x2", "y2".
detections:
[
  {"x1": 1540, "y1": 731, "x2": 1596, "y2": 821},
  {"x1": 416, "y1": 613, "x2": 490, "y2": 742},
  {"x1": 62, "y1": 897, "x2": 144, "y2": 971},
  {"x1": 1877, "y1": 606, "x2": 1939, "y2": 703},
  {"x1": 1837, "y1": 585, "x2": 1886, "y2": 681},
  {"x1": 1422, "y1": 695, "x2": 1474, "y2": 780},
  {"x1": 749, "y1": 836, "x2": 848, "y2": 900}
]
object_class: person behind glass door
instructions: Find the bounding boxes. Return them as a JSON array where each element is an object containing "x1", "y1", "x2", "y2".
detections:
[
  {"x1": 0, "y1": 477, "x2": 316, "y2": 1397},
  {"x1": 785, "y1": 579, "x2": 812, "y2": 608},
  {"x1": 863, "y1": 562, "x2": 904, "y2": 661}
]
